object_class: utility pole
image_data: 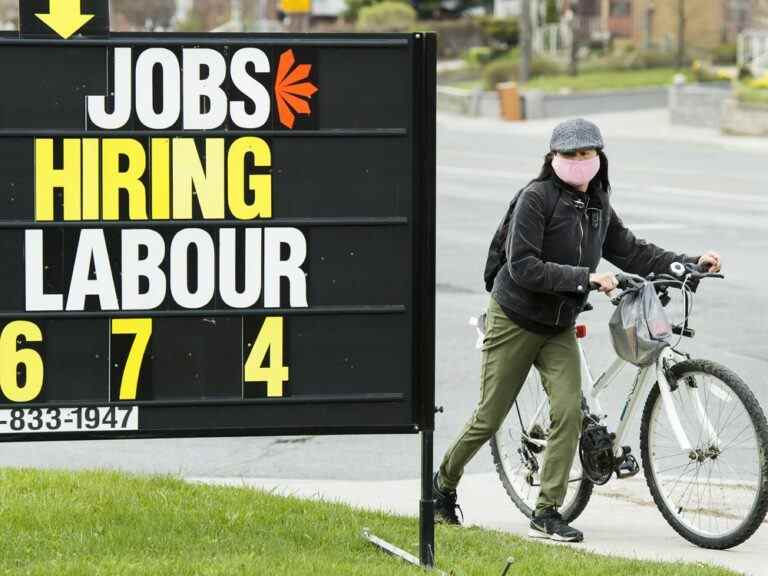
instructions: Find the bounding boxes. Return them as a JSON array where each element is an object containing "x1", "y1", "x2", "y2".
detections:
[
  {"x1": 676, "y1": 0, "x2": 686, "y2": 68},
  {"x1": 520, "y1": 0, "x2": 532, "y2": 83},
  {"x1": 232, "y1": 0, "x2": 244, "y2": 31},
  {"x1": 567, "y1": 0, "x2": 579, "y2": 76}
]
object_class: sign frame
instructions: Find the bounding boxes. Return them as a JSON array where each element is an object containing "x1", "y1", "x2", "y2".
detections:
[
  {"x1": 1, "y1": 24, "x2": 438, "y2": 567},
  {"x1": 0, "y1": 31, "x2": 437, "y2": 442}
]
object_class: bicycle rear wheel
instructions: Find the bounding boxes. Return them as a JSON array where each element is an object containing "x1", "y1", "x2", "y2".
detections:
[
  {"x1": 640, "y1": 359, "x2": 768, "y2": 549},
  {"x1": 490, "y1": 367, "x2": 593, "y2": 522}
]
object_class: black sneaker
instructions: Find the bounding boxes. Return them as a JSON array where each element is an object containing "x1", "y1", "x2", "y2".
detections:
[
  {"x1": 433, "y1": 473, "x2": 462, "y2": 525},
  {"x1": 528, "y1": 508, "x2": 583, "y2": 542}
]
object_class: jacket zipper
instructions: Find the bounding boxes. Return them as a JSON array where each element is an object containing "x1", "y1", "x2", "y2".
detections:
[
  {"x1": 557, "y1": 201, "x2": 587, "y2": 326},
  {"x1": 577, "y1": 217, "x2": 584, "y2": 266},
  {"x1": 578, "y1": 195, "x2": 589, "y2": 267}
]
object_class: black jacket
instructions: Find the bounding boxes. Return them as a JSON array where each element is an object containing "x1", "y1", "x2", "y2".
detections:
[{"x1": 490, "y1": 176, "x2": 698, "y2": 329}]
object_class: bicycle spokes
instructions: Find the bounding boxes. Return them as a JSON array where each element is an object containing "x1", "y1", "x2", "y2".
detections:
[{"x1": 644, "y1": 368, "x2": 766, "y2": 544}]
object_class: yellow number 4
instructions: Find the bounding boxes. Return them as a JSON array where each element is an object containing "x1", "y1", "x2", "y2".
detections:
[
  {"x1": 245, "y1": 317, "x2": 288, "y2": 397},
  {"x1": 112, "y1": 318, "x2": 152, "y2": 400}
]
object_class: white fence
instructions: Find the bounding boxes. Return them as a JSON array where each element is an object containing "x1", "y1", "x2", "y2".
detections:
[
  {"x1": 738, "y1": 29, "x2": 768, "y2": 76},
  {"x1": 533, "y1": 23, "x2": 567, "y2": 57},
  {"x1": 532, "y1": 16, "x2": 605, "y2": 58}
]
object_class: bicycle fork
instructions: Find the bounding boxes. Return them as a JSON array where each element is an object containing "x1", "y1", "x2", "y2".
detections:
[{"x1": 655, "y1": 348, "x2": 720, "y2": 453}]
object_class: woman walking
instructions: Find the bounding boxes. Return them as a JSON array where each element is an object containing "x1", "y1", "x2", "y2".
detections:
[{"x1": 432, "y1": 118, "x2": 722, "y2": 542}]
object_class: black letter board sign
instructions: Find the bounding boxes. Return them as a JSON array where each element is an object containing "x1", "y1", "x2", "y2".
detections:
[{"x1": 0, "y1": 30, "x2": 437, "y2": 440}]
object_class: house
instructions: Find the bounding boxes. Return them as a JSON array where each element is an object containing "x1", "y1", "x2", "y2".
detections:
[
  {"x1": 605, "y1": 0, "x2": 632, "y2": 39},
  {"x1": 546, "y1": 0, "x2": 755, "y2": 50},
  {"x1": 611, "y1": 0, "x2": 753, "y2": 50}
]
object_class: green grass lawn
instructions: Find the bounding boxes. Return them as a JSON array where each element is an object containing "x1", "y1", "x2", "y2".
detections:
[
  {"x1": 524, "y1": 67, "x2": 691, "y2": 93},
  {"x1": 0, "y1": 468, "x2": 738, "y2": 576},
  {"x1": 737, "y1": 86, "x2": 768, "y2": 106},
  {"x1": 446, "y1": 68, "x2": 694, "y2": 93}
]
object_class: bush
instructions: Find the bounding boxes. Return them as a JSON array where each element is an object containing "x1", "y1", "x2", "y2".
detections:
[
  {"x1": 481, "y1": 54, "x2": 562, "y2": 89},
  {"x1": 463, "y1": 46, "x2": 495, "y2": 68},
  {"x1": 344, "y1": 0, "x2": 408, "y2": 22},
  {"x1": 581, "y1": 48, "x2": 681, "y2": 72},
  {"x1": 691, "y1": 60, "x2": 731, "y2": 83},
  {"x1": 356, "y1": 1, "x2": 416, "y2": 32},
  {"x1": 482, "y1": 59, "x2": 519, "y2": 89},
  {"x1": 738, "y1": 65, "x2": 753, "y2": 81},
  {"x1": 750, "y1": 73, "x2": 768, "y2": 89},
  {"x1": 477, "y1": 16, "x2": 519, "y2": 49},
  {"x1": 630, "y1": 49, "x2": 679, "y2": 69},
  {"x1": 711, "y1": 43, "x2": 737, "y2": 65},
  {"x1": 531, "y1": 55, "x2": 563, "y2": 76}
]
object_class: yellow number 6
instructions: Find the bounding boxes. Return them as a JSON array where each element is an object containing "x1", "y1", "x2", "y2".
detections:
[{"x1": 0, "y1": 321, "x2": 44, "y2": 403}]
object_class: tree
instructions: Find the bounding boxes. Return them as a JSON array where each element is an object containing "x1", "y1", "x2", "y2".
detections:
[
  {"x1": 676, "y1": 0, "x2": 686, "y2": 69},
  {"x1": 544, "y1": 0, "x2": 559, "y2": 23},
  {"x1": 566, "y1": 1, "x2": 579, "y2": 76},
  {"x1": 520, "y1": 0, "x2": 531, "y2": 82},
  {"x1": 112, "y1": 0, "x2": 176, "y2": 31}
]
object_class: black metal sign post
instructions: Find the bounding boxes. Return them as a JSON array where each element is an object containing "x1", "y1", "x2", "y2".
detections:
[
  {"x1": 2, "y1": 0, "x2": 437, "y2": 568},
  {"x1": 363, "y1": 28, "x2": 438, "y2": 569},
  {"x1": 417, "y1": 30, "x2": 438, "y2": 568}
]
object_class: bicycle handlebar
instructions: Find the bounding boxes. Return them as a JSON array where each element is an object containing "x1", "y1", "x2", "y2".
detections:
[
  {"x1": 589, "y1": 262, "x2": 724, "y2": 303},
  {"x1": 589, "y1": 273, "x2": 644, "y2": 296}
]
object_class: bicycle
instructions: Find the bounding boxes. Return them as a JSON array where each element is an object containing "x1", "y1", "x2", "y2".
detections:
[{"x1": 487, "y1": 262, "x2": 768, "y2": 549}]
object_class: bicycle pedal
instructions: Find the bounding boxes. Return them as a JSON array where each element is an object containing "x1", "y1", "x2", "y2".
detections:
[{"x1": 615, "y1": 454, "x2": 640, "y2": 479}]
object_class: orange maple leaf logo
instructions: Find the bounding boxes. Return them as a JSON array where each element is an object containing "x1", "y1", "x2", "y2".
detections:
[{"x1": 274, "y1": 49, "x2": 319, "y2": 129}]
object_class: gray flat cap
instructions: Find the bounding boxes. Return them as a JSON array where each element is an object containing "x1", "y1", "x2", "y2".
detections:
[{"x1": 549, "y1": 118, "x2": 604, "y2": 152}]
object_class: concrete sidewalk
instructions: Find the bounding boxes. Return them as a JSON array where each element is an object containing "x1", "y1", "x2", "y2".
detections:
[
  {"x1": 438, "y1": 108, "x2": 768, "y2": 154},
  {"x1": 189, "y1": 473, "x2": 767, "y2": 576}
]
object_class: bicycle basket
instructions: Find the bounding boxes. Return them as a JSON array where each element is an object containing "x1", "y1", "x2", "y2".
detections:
[{"x1": 608, "y1": 282, "x2": 672, "y2": 367}]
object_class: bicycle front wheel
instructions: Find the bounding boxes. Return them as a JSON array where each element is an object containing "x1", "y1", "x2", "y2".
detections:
[
  {"x1": 490, "y1": 367, "x2": 593, "y2": 522},
  {"x1": 640, "y1": 359, "x2": 768, "y2": 549}
]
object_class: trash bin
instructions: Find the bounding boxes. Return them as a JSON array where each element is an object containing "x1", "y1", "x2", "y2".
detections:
[{"x1": 497, "y1": 81, "x2": 522, "y2": 122}]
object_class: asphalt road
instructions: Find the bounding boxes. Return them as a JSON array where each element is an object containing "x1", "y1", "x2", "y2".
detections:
[{"x1": 4, "y1": 110, "x2": 768, "y2": 487}]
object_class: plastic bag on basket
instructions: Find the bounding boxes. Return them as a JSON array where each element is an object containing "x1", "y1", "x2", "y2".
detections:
[{"x1": 609, "y1": 282, "x2": 672, "y2": 367}]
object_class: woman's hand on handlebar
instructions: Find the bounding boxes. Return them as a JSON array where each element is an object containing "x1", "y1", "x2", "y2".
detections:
[
  {"x1": 697, "y1": 251, "x2": 722, "y2": 273},
  {"x1": 589, "y1": 272, "x2": 618, "y2": 293}
]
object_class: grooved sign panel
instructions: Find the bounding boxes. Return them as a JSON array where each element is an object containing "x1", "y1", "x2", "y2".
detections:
[{"x1": 0, "y1": 32, "x2": 437, "y2": 440}]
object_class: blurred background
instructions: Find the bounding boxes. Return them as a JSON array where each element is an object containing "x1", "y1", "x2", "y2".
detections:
[
  {"x1": 2, "y1": 1, "x2": 768, "y2": 122},
  {"x1": 0, "y1": 0, "x2": 766, "y2": 529}
]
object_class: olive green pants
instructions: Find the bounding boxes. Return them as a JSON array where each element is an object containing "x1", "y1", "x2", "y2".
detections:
[{"x1": 438, "y1": 296, "x2": 583, "y2": 512}]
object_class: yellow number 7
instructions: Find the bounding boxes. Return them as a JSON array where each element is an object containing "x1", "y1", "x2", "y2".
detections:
[{"x1": 111, "y1": 318, "x2": 152, "y2": 400}]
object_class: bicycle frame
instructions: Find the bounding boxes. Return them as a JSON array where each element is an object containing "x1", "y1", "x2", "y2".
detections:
[{"x1": 525, "y1": 343, "x2": 721, "y2": 459}]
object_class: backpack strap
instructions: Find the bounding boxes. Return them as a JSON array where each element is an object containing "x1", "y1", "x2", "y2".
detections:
[
  {"x1": 483, "y1": 182, "x2": 562, "y2": 293},
  {"x1": 545, "y1": 188, "x2": 562, "y2": 228}
]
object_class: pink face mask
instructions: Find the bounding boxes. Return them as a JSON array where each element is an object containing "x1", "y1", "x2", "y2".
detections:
[{"x1": 552, "y1": 154, "x2": 601, "y2": 188}]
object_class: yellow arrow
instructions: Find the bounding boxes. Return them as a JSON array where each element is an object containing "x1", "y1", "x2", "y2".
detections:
[{"x1": 35, "y1": 0, "x2": 94, "y2": 39}]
